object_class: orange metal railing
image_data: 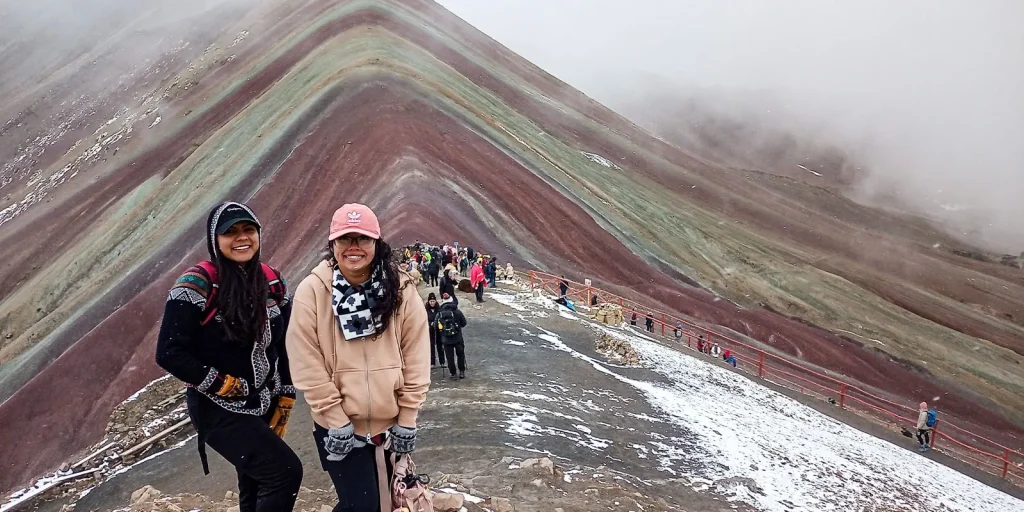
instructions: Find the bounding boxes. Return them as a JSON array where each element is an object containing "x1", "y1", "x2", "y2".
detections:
[{"x1": 522, "y1": 269, "x2": 1024, "y2": 485}]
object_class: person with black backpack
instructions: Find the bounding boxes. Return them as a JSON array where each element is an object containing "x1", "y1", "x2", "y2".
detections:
[
  {"x1": 436, "y1": 293, "x2": 468, "y2": 380},
  {"x1": 156, "y1": 201, "x2": 303, "y2": 511},
  {"x1": 916, "y1": 402, "x2": 938, "y2": 452}
]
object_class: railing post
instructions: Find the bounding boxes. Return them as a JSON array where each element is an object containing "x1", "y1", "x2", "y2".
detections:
[
  {"x1": 931, "y1": 423, "x2": 939, "y2": 449},
  {"x1": 757, "y1": 351, "x2": 765, "y2": 378},
  {"x1": 529, "y1": 271, "x2": 535, "y2": 290},
  {"x1": 587, "y1": 287, "x2": 592, "y2": 306},
  {"x1": 839, "y1": 383, "x2": 846, "y2": 409},
  {"x1": 1003, "y1": 448, "x2": 1010, "y2": 479},
  {"x1": 618, "y1": 297, "x2": 623, "y2": 306},
  {"x1": 661, "y1": 314, "x2": 666, "y2": 336},
  {"x1": 687, "y1": 335, "x2": 691, "y2": 349}
]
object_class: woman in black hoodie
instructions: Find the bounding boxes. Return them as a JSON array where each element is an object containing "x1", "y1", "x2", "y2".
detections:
[
  {"x1": 425, "y1": 292, "x2": 445, "y2": 368},
  {"x1": 156, "y1": 201, "x2": 302, "y2": 512}
]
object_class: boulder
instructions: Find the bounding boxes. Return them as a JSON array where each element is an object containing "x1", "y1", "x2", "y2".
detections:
[
  {"x1": 457, "y1": 278, "x2": 474, "y2": 293},
  {"x1": 489, "y1": 497, "x2": 513, "y2": 512},
  {"x1": 520, "y1": 457, "x2": 554, "y2": 475},
  {"x1": 130, "y1": 485, "x2": 161, "y2": 504},
  {"x1": 432, "y1": 492, "x2": 464, "y2": 512}
]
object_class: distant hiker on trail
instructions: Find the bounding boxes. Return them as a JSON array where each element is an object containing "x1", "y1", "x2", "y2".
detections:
[
  {"x1": 155, "y1": 201, "x2": 303, "y2": 511},
  {"x1": 438, "y1": 269, "x2": 458, "y2": 306},
  {"x1": 696, "y1": 336, "x2": 706, "y2": 353},
  {"x1": 487, "y1": 257, "x2": 498, "y2": 288},
  {"x1": 470, "y1": 260, "x2": 487, "y2": 303},
  {"x1": 916, "y1": 402, "x2": 937, "y2": 452},
  {"x1": 426, "y1": 257, "x2": 440, "y2": 287},
  {"x1": 467, "y1": 246, "x2": 475, "y2": 262},
  {"x1": 645, "y1": 312, "x2": 655, "y2": 333},
  {"x1": 437, "y1": 293, "x2": 468, "y2": 380},
  {"x1": 559, "y1": 276, "x2": 569, "y2": 298},
  {"x1": 630, "y1": 309, "x2": 638, "y2": 326},
  {"x1": 506, "y1": 262, "x2": 515, "y2": 281},
  {"x1": 425, "y1": 292, "x2": 445, "y2": 369},
  {"x1": 674, "y1": 322, "x2": 684, "y2": 342},
  {"x1": 723, "y1": 348, "x2": 737, "y2": 367},
  {"x1": 286, "y1": 204, "x2": 430, "y2": 512},
  {"x1": 459, "y1": 253, "x2": 469, "y2": 276},
  {"x1": 710, "y1": 342, "x2": 722, "y2": 358}
]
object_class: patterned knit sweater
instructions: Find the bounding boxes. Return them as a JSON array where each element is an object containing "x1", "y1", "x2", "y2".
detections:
[{"x1": 156, "y1": 265, "x2": 294, "y2": 416}]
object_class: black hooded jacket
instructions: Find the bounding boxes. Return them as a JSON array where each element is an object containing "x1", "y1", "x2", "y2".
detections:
[{"x1": 155, "y1": 202, "x2": 294, "y2": 417}]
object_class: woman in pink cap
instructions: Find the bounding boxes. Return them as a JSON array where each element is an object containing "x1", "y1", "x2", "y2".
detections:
[{"x1": 287, "y1": 203, "x2": 430, "y2": 512}]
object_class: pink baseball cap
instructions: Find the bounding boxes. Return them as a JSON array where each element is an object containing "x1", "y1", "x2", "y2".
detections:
[
  {"x1": 920, "y1": 402, "x2": 928, "y2": 410},
  {"x1": 329, "y1": 203, "x2": 381, "y2": 240}
]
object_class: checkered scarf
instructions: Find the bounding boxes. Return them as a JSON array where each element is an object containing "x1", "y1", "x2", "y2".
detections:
[{"x1": 331, "y1": 264, "x2": 386, "y2": 340}]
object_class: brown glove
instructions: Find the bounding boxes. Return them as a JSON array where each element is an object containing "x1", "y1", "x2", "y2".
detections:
[
  {"x1": 213, "y1": 374, "x2": 247, "y2": 398},
  {"x1": 269, "y1": 396, "x2": 295, "y2": 438}
]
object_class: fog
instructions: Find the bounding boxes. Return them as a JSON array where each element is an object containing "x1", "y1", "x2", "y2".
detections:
[{"x1": 438, "y1": 0, "x2": 1024, "y2": 252}]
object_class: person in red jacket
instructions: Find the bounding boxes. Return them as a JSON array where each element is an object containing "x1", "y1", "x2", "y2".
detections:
[{"x1": 470, "y1": 260, "x2": 487, "y2": 303}]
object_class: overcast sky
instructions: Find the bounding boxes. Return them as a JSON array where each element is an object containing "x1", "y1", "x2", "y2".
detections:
[{"x1": 437, "y1": 0, "x2": 1024, "y2": 250}]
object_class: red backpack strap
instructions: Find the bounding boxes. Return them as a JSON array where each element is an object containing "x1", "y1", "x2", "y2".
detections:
[
  {"x1": 261, "y1": 263, "x2": 287, "y2": 303},
  {"x1": 195, "y1": 261, "x2": 219, "y2": 326}
]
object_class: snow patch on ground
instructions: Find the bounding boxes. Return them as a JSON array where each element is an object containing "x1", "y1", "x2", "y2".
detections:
[
  {"x1": 581, "y1": 151, "x2": 621, "y2": 169},
  {"x1": 488, "y1": 284, "x2": 1024, "y2": 512},
  {"x1": 502, "y1": 339, "x2": 526, "y2": 346}
]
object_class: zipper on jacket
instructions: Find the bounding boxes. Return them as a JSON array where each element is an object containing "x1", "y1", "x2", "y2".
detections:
[{"x1": 363, "y1": 336, "x2": 371, "y2": 439}]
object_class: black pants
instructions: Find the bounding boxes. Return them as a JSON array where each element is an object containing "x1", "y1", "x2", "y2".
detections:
[
  {"x1": 428, "y1": 273, "x2": 438, "y2": 286},
  {"x1": 444, "y1": 342, "x2": 466, "y2": 376},
  {"x1": 646, "y1": 322, "x2": 654, "y2": 332},
  {"x1": 429, "y1": 331, "x2": 445, "y2": 366},
  {"x1": 189, "y1": 394, "x2": 303, "y2": 512},
  {"x1": 475, "y1": 282, "x2": 484, "y2": 302},
  {"x1": 313, "y1": 424, "x2": 393, "y2": 512},
  {"x1": 917, "y1": 429, "x2": 931, "y2": 446}
]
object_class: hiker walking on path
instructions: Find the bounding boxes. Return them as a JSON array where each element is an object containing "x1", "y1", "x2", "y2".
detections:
[
  {"x1": 645, "y1": 312, "x2": 655, "y2": 333},
  {"x1": 425, "y1": 292, "x2": 445, "y2": 369},
  {"x1": 156, "y1": 201, "x2": 302, "y2": 512},
  {"x1": 674, "y1": 322, "x2": 684, "y2": 342},
  {"x1": 437, "y1": 293, "x2": 468, "y2": 380},
  {"x1": 470, "y1": 259, "x2": 487, "y2": 303},
  {"x1": 487, "y1": 256, "x2": 498, "y2": 287},
  {"x1": 426, "y1": 257, "x2": 440, "y2": 287},
  {"x1": 559, "y1": 276, "x2": 569, "y2": 298},
  {"x1": 916, "y1": 402, "x2": 937, "y2": 452},
  {"x1": 286, "y1": 203, "x2": 430, "y2": 512},
  {"x1": 439, "y1": 269, "x2": 459, "y2": 306},
  {"x1": 630, "y1": 309, "x2": 638, "y2": 326}
]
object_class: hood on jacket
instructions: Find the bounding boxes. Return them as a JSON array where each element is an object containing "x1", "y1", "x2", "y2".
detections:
[{"x1": 206, "y1": 201, "x2": 262, "y2": 261}]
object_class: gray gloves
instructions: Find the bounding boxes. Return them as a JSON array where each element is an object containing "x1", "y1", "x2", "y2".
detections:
[
  {"x1": 325, "y1": 424, "x2": 417, "y2": 461},
  {"x1": 324, "y1": 423, "x2": 354, "y2": 461},
  {"x1": 389, "y1": 425, "x2": 417, "y2": 453}
]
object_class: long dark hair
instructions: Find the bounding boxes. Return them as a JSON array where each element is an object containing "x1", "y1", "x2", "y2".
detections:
[
  {"x1": 216, "y1": 250, "x2": 269, "y2": 344},
  {"x1": 324, "y1": 237, "x2": 404, "y2": 333}
]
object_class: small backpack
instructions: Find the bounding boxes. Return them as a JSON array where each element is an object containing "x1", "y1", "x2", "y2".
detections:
[
  {"x1": 437, "y1": 309, "x2": 460, "y2": 338},
  {"x1": 926, "y1": 409, "x2": 938, "y2": 428},
  {"x1": 390, "y1": 453, "x2": 433, "y2": 512},
  {"x1": 195, "y1": 261, "x2": 284, "y2": 325}
]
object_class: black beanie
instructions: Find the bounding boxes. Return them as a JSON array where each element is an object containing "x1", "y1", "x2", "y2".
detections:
[{"x1": 427, "y1": 292, "x2": 437, "y2": 301}]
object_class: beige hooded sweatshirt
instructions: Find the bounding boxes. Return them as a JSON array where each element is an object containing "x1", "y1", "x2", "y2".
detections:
[{"x1": 286, "y1": 261, "x2": 430, "y2": 436}]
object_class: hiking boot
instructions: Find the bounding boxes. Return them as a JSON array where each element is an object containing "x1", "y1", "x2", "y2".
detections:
[
  {"x1": 449, "y1": 374, "x2": 458, "y2": 381},
  {"x1": 918, "y1": 446, "x2": 927, "y2": 452},
  {"x1": 458, "y1": 372, "x2": 466, "y2": 379}
]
